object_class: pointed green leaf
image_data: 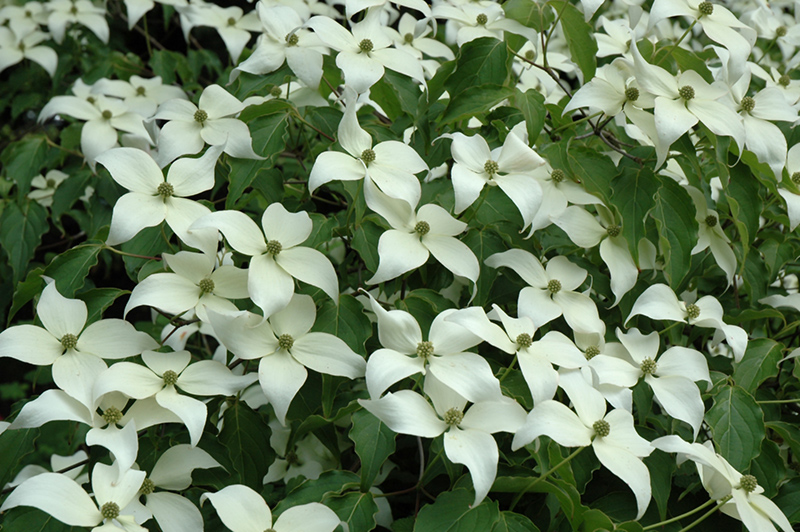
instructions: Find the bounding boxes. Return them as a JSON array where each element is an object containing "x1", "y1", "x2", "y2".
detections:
[
  {"x1": 218, "y1": 401, "x2": 275, "y2": 491},
  {"x1": 733, "y1": 338, "x2": 783, "y2": 394},
  {"x1": 548, "y1": 1, "x2": 597, "y2": 81},
  {"x1": 706, "y1": 384, "x2": 765, "y2": 471},
  {"x1": 650, "y1": 176, "x2": 697, "y2": 290},
  {"x1": 349, "y1": 409, "x2": 397, "y2": 491}
]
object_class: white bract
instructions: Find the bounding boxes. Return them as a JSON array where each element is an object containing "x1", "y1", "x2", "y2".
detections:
[
  {"x1": 513, "y1": 370, "x2": 654, "y2": 520},
  {"x1": 360, "y1": 374, "x2": 526, "y2": 506},
  {"x1": 191, "y1": 202, "x2": 339, "y2": 318},
  {"x1": 208, "y1": 294, "x2": 366, "y2": 424}
]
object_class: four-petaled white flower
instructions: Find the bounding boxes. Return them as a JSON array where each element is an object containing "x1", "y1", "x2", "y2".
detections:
[{"x1": 191, "y1": 202, "x2": 339, "y2": 318}]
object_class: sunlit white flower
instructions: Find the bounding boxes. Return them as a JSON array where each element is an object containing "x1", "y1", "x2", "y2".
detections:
[
  {"x1": 0, "y1": 27, "x2": 57, "y2": 76},
  {"x1": 47, "y1": 0, "x2": 109, "y2": 44}
]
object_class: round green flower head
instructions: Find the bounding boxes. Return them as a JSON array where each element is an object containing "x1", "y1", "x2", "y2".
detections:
[
  {"x1": 625, "y1": 87, "x2": 639, "y2": 102},
  {"x1": 679, "y1": 86, "x2": 695, "y2": 100},
  {"x1": 103, "y1": 406, "x2": 123, "y2": 426},
  {"x1": 606, "y1": 224, "x2": 621, "y2": 237},
  {"x1": 739, "y1": 474, "x2": 758, "y2": 493},
  {"x1": 286, "y1": 33, "x2": 299, "y2": 46},
  {"x1": 640, "y1": 358, "x2": 657, "y2": 375},
  {"x1": 404, "y1": 33, "x2": 414, "y2": 44},
  {"x1": 740, "y1": 96, "x2": 755, "y2": 113},
  {"x1": 415, "y1": 221, "x2": 430, "y2": 236},
  {"x1": 157, "y1": 182, "x2": 174, "y2": 198},
  {"x1": 547, "y1": 279, "x2": 562, "y2": 294},
  {"x1": 443, "y1": 408, "x2": 463, "y2": 426},
  {"x1": 416, "y1": 340, "x2": 434, "y2": 359},
  {"x1": 685, "y1": 303, "x2": 701, "y2": 319},
  {"x1": 359, "y1": 39, "x2": 373, "y2": 53},
  {"x1": 698, "y1": 1, "x2": 713, "y2": 16},
  {"x1": 140, "y1": 477, "x2": 155, "y2": 495},
  {"x1": 593, "y1": 419, "x2": 610, "y2": 437},
  {"x1": 199, "y1": 278, "x2": 215, "y2": 294},
  {"x1": 476, "y1": 13, "x2": 488, "y2": 26},
  {"x1": 61, "y1": 333, "x2": 78, "y2": 350},
  {"x1": 278, "y1": 333, "x2": 294, "y2": 350},
  {"x1": 484, "y1": 160, "x2": 499, "y2": 176},
  {"x1": 792, "y1": 172, "x2": 800, "y2": 185},
  {"x1": 705, "y1": 215, "x2": 717, "y2": 227},
  {"x1": 162, "y1": 370, "x2": 179, "y2": 386},
  {"x1": 584, "y1": 346, "x2": 600, "y2": 360},
  {"x1": 550, "y1": 169, "x2": 565, "y2": 183},
  {"x1": 516, "y1": 333, "x2": 532, "y2": 349},
  {"x1": 266, "y1": 240, "x2": 282, "y2": 255},
  {"x1": 194, "y1": 109, "x2": 208, "y2": 123},
  {"x1": 101, "y1": 502, "x2": 120, "y2": 520},
  {"x1": 102, "y1": 110, "x2": 112, "y2": 120},
  {"x1": 361, "y1": 148, "x2": 376, "y2": 165},
  {"x1": 776, "y1": 26, "x2": 788, "y2": 37}
]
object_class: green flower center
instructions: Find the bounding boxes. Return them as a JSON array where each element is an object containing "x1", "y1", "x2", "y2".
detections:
[
  {"x1": 640, "y1": 357, "x2": 657, "y2": 375},
  {"x1": 776, "y1": 26, "x2": 788, "y2": 37},
  {"x1": 779, "y1": 74, "x2": 791, "y2": 87},
  {"x1": 285, "y1": 33, "x2": 299, "y2": 46},
  {"x1": 679, "y1": 85, "x2": 695, "y2": 100},
  {"x1": 415, "y1": 221, "x2": 430, "y2": 236},
  {"x1": 279, "y1": 333, "x2": 294, "y2": 350},
  {"x1": 162, "y1": 370, "x2": 179, "y2": 386},
  {"x1": 102, "y1": 406, "x2": 123, "y2": 426},
  {"x1": 270, "y1": 86, "x2": 282, "y2": 97},
  {"x1": 194, "y1": 109, "x2": 208, "y2": 123},
  {"x1": 102, "y1": 110, "x2": 113, "y2": 120},
  {"x1": 740, "y1": 96, "x2": 756, "y2": 112},
  {"x1": 550, "y1": 169, "x2": 565, "y2": 183},
  {"x1": 516, "y1": 333, "x2": 532, "y2": 349},
  {"x1": 18, "y1": 42, "x2": 25, "y2": 51},
  {"x1": 86, "y1": 96, "x2": 96, "y2": 104},
  {"x1": 157, "y1": 182, "x2": 174, "y2": 198},
  {"x1": 70, "y1": 5, "x2": 78, "y2": 15},
  {"x1": 227, "y1": 17, "x2": 237, "y2": 26},
  {"x1": 136, "y1": 86, "x2": 146, "y2": 96},
  {"x1": 25, "y1": 9, "x2": 32, "y2": 17},
  {"x1": 359, "y1": 39, "x2": 373, "y2": 53},
  {"x1": 46, "y1": 178, "x2": 57, "y2": 188},
  {"x1": 739, "y1": 474, "x2": 758, "y2": 492},
  {"x1": 625, "y1": 87, "x2": 639, "y2": 101},
  {"x1": 685, "y1": 303, "x2": 701, "y2": 319},
  {"x1": 705, "y1": 214, "x2": 717, "y2": 227},
  {"x1": 443, "y1": 407, "x2": 464, "y2": 426},
  {"x1": 404, "y1": 33, "x2": 414, "y2": 44},
  {"x1": 524, "y1": 49, "x2": 536, "y2": 61},
  {"x1": 697, "y1": 1, "x2": 713, "y2": 16},
  {"x1": 140, "y1": 477, "x2": 155, "y2": 495},
  {"x1": 484, "y1": 159, "x2": 499, "y2": 176},
  {"x1": 285, "y1": 450, "x2": 299, "y2": 465},
  {"x1": 547, "y1": 279, "x2": 562, "y2": 294},
  {"x1": 198, "y1": 278, "x2": 215, "y2": 294},
  {"x1": 584, "y1": 345, "x2": 600, "y2": 360},
  {"x1": 416, "y1": 340, "x2": 434, "y2": 359},
  {"x1": 61, "y1": 333, "x2": 78, "y2": 350},
  {"x1": 792, "y1": 171, "x2": 800, "y2": 185},
  {"x1": 476, "y1": 13, "x2": 488, "y2": 25},
  {"x1": 593, "y1": 419, "x2": 610, "y2": 437},
  {"x1": 101, "y1": 501, "x2": 120, "y2": 520},
  {"x1": 266, "y1": 240, "x2": 282, "y2": 255},
  {"x1": 361, "y1": 148, "x2": 376, "y2": 164},
  {"x1": 606, "y1": 224, "x2": 621, "y2": 237}
]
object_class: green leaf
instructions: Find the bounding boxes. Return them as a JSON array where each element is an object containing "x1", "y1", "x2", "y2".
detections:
[
  {"x1": 445, "y1": 38, "x2": 509, "y2": 97},
  {"x1": 396, "y1": 288, "x2": 456, "y2": 335},
  {"x1": 549, "y1": 1, "x2": 597, "y2": 81},
  {"x1": 733, "y1": 338, "x2": 783, "y2": 394},
  {"x1": 0, "y1": 427, "x2": 38, "y2": 488},
  {"x1": 579, "y1": 509, "x2": 613, "y2": 532},
  {"x1": 615, "y1": 522, "x2": 645, "y2": 532},
  {"x1": 441, "y1": 84, "x2": 514, "y2": 125},
  {"x1": 1, "y1": 135, "x2": 49, "y2": 197},
  {"x1": 491, "y1": 511, "x2": 540, "y2": 532},
  {"x1": 313, "y1": 294, "x2": 372, "y2": 356},
  {"x1": 413, "y1": 489, "x2": 500, "y2": 532},
  {"x1": 217, "y1": 401, "x2": 275, "y2": 491},
  {"x1": 610, "y1": 164, "x2": 658, "y2": 265},
  {"x1": 706, "y1": 384, "x2": 765, "y2": 471},
  {"x1": 352, "y1": 220, "x2": 383, "y2": 273},
  {"x1": 724, "y1": 163, "x2": 762, "y2": 269},
  {"x1": 326, "y1": 491, "x2": 379, "y2": 532},
  {"x1": 8, "y1": 267, "x2": 45, "y2": 324},
  {"x1": 503, "y1": 0, "x2": 554, "y2": 32},
  {"x1": 0, "y1": 506, "x2": 84, "y2": 532},
  {"x1": 44, "y1": 244, "x2": 101, "y2": 297},
  {"x1": 774, "y1": 477, "x2": 800, "y2": 522},
  {"x1": 750, "y1": 439, "x2": 786, "y2": 498},
  {"x1": 766, "y1": 421, "x2": 800, "y2": 458},
  {"x1": 0, "y1": 200, "x2": 49, "y2": 284},
  {"x1": 349, "y1": 409, "x2": 397, "y2": 491},
  {"x1": 462, "y1": 228, "x2": 507, "y2": 307},
  {"x1": 566, "y1": 146, "x2": 616, "y2": 204},
  {"x1": 274, "y1": 470, "x2": 361, "y2": 513},
  {"x1": 77, "y1": 288, "x2": 127, "y2": 324},
  {"x1": 511, "y1": 89, "x2": 546, "y2": 144},
  {"x1": 650, "y1": 176, "x2": 698, "y2": 290}
]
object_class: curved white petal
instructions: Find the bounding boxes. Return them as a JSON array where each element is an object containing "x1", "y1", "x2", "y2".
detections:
[
  {"x1": 155, "y1": 386, "x2": 207, "y2": 446},
  {"x1": 276, "y1": 246, "x2": 339, "y2": 302},
  {"x1": 444, "y1": 427, "x2": 498, "y2": 506},
  {"x1": 201, "y1": 484, "x2": 271, "y2": 532},
  {"x1": 258, "y1": 350, "x2": 308, "y2": 425},
  {"x1": 358, "y1": 390, "x2": 447, "y2": 438},
  {"x1": 0, "y1": 473, "x2": 101, "y2": 526}
]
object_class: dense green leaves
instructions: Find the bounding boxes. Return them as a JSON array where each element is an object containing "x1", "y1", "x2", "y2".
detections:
[
  {"x1": 706, "y1": 384, "x2": 765, "y2": 471},
  {"x1": 218, "y1": 401, "x2": 275, "y2": 491},
  {"x1": 349, "y1": 409, "x2": 397, "y2": 491},
  {"x1": 549, "y1": 1, "x2": 597, "y2": 81},
  {"x1": 0, "y1": 200, "x2": 49, "y2": 283},
  {"x1": 650, "y1": 176, "x2": 697, "y2": 290}
]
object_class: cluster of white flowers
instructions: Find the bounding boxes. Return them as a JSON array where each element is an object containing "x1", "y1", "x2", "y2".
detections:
[{"x1": 3, "y1": 0, "x2": 800, "y2": 530}]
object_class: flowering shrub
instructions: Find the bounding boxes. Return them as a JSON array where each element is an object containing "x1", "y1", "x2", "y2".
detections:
[{"x1": 1, "y1": 0, "x2": 800, "y2": 531}]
